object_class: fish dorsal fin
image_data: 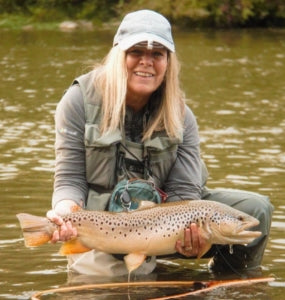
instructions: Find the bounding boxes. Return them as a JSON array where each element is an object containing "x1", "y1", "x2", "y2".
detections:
[
  {"x1": 60, "y1": 238, "x2": 91, "y2": 255},
  {"x1": 124, "y1": 253, "x2": 146, "y2": 273},
  {"x1": 137, "y1": 201, "x2": 156, "y2": 210}
]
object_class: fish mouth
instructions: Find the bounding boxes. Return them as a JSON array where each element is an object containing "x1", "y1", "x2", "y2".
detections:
[
  {"x1": 234, "y1": 219, "x2": 262, "y2": 243},
  {"x1": 221, "y1": 218, "x2": 261, "y2": 244},
  {"x1": 238, "y1": 217, "x2": 260, "y2": 234},
  {"x1": 236, "y1": 229, "x2": 262, "y2": 238}
]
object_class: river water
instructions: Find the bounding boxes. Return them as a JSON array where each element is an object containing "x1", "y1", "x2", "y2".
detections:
[{"x1": 0, "y1": 27, "x2": 284, "y2": 299}]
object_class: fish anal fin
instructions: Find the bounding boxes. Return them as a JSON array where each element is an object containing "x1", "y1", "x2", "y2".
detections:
[
  {"x1": 60, "y1": 238, "x2": 91, "y2": 255},
  {"x1": 124, "y1": 253, "x2": 146, "y2": 273}
]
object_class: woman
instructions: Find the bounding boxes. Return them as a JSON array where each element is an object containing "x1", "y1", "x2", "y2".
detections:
[{"x1": 48, "y1": 10, "x2": 273, "y2": 276}]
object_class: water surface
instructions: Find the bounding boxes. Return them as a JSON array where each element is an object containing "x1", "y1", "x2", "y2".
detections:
[{"x1": 0, "y1": 27, "x2": 284, "y2": 299}]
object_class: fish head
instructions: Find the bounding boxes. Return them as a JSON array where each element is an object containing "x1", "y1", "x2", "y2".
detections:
[{"x1": 211, "y1": 208, "x2": 261, "y2": 245}]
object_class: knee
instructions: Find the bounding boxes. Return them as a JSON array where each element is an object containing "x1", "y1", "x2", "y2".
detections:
[
  {"x1": 253, "y1": 194, "x2": 273, "y2": 218},
  {"x1": 250, "y1": 194, "x2": 273, "y2": 234}
]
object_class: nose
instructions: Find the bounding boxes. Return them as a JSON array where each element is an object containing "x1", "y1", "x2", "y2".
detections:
[{"x1": 139, "y1": 53, "x2": 153, "y2": 66}]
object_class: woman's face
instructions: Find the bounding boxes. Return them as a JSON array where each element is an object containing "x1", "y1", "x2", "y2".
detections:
[{"x1": 125, "y1": 44, "x2": 168, "y2": 103}]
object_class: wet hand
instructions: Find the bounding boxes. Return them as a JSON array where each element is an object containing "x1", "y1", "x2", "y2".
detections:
[
  {"x1": 46, "y1": 210, "x2": 77, "y2": 243},
  {"x1": 175, "y1": 223, "x2": 203, "y2": 257},
  {"x1": 46, "y1": 200, "x2": 79, "y2": 243}
]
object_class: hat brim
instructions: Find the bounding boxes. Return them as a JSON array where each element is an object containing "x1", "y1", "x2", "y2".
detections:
[{"x1": 117, "y1": 32, "x2": 175, "y2": 52}]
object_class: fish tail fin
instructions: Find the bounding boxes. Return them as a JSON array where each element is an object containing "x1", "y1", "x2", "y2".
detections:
[{"x1": 16, "y1": 213, "x2": 53, "y2": 247}]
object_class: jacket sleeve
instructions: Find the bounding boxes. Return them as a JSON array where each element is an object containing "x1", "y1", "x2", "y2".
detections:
[
  {"x1": 163, "y1": 105, "x2": 202, "y2": 201},
  {"x1": 52, "y1": 84, "x2": 88, "y2": 209}
]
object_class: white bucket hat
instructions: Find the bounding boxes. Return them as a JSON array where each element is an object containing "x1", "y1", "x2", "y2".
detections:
[{"x1": 113, "y1": 10, "x2": 175, "y2": 52}]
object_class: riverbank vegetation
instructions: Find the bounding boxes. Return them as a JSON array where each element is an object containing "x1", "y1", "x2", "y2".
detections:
[{"x1": 0, "y1": 0, "x2": 284, "y2": 29}]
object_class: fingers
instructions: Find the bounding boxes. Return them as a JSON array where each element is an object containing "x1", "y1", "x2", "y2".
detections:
[
  {"x1": 47, "y1": 210, "x2": 77, "y2": 243},
  {"x1": 190, "y1": 223, "x2": 199, "y2": 253},
  {"x1": 64, "y1": 221, "x2": 77, "y2": 241},
  {"x1": 46, "y1": 210, "x2": 63, "y2": 226},
  {"x1": 58, "y1": 221, "x2": 77, "y2": 241},
  {"x1": 50, "y1": 221, "x2": 77, "y2": 243},
  {"x1": 183, "y1": 227, "x2": 192, "y2": 252},
  {"x1": 175, "y1": 223, "x2": 200, "y2": 257},
  {"x1": 51, "y1": 229, "x2": 60, "y2": 244}
]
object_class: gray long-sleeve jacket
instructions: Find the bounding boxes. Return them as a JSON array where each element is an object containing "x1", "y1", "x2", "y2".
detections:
[{"x1": 52, "y1": 83, "x2": 202, "y2": 209}]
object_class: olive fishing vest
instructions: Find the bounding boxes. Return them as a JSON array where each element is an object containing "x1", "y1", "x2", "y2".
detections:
[{"x1": 73, "y1": 71, "x2": 182, "y2": 211}]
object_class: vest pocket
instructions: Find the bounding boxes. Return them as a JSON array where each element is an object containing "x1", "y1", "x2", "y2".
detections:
[
  {"x1": 86, "y1": 189, "x2": 111, "y2": 211},
  {"x1": 144, "y1": 134, "x2": 181, "y2": 187},
  {"x1": 85, "y1": 146, "x2": 117, "y2": 189},
  {"x1": 147, "y1": 144, "x2": 178, "y2": 187},
  {"x1": 85, "y1": 124, "x2": 122, "y2": 189}
]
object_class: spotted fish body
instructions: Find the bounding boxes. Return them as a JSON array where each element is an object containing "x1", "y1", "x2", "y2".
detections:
[{"x1": 17, "y1": 200, "x2": 261, "y2": 272}]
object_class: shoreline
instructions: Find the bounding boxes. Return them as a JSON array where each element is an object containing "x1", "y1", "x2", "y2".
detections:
[{"x1": 1, "y1": 13, "x2": 284, "y2": 31}]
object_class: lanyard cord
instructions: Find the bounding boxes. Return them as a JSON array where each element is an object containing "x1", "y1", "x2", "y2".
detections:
[
  {"x1": 118, "y1": 142, "x2": 183, "y2": 201},
  {"x1": 118, "y1": 142, "x2": 152, "y2": 178}
]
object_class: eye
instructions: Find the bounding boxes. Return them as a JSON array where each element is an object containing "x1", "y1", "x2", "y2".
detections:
[
  {"x1": 237, "y1": 216, "x2": 244, "y2": 221},
  {"x1": 153, "y1": 51, "x2": 163, "y2": 57},
  {"x1": 127, "y1": 49, "x2": 143, "y2": 56},
  {"x1": 153, "y1": 50, "x2": 167, "y2": 59}
]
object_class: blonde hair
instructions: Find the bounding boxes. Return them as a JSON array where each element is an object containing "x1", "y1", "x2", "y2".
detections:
[{"x1": 94, "y1": 46, "x2": 185, "y2": 141}]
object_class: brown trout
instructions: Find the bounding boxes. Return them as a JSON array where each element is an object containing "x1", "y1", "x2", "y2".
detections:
[{"x1": 17, "y1": 200, "x2": 261, "y2": 272}]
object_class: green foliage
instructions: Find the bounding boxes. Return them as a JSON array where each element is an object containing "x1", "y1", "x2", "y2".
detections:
[
  {"x1": 205, "y1": 0, "x2": 285, "y2": 27},
  {"x1": 118, "y1": 0, "x2": 285, "y2": 27},
  {"x1": 0, "y1": 0, "x2": 117, "y2": 22},
  {"x1": 0, "y1": 0, "x2": 284, "y2": 27},
  {"x1": 76, "y1": 0, "x2": 117, "y2": 20}
]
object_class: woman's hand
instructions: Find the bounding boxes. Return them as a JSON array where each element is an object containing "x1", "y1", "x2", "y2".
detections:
[
  {"x1": 46, "y1": 200, "x2": 80, "y2": 243},
  {"x1": 175, "y1": 223, "x2": 205, "y2": 257}
]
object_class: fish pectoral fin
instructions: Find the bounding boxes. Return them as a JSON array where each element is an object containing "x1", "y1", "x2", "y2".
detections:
[
  {"x1": 60, "y1": 238, "x2": 91, "y2": 255},
  {"x1": 124, "y1": 253, "x2": 146, "y2": 273},
  {"x1": 197, "y1": 242, "x2": 212, "y2": 259}
]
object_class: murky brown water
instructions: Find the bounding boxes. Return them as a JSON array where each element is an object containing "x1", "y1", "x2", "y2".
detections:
[{"x1": 0, "y1": 27, "x2": 284, "y2": 299}]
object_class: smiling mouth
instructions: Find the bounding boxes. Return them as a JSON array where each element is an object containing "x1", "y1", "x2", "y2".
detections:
[{"x1": 134, "y1": 71, "x2": 154, "y2": 77}]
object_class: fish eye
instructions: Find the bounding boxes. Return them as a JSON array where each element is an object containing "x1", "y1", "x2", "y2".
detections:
[{"x1": 237, "y1": 216, "x2": 244, "y2": 221}]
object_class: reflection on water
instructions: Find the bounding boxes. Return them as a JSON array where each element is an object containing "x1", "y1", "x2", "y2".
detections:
[{"x1": 0, "y1": 28, "x2": 284, "y2": 299}]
